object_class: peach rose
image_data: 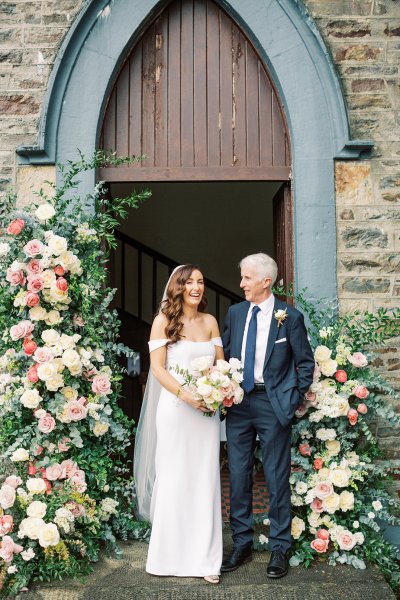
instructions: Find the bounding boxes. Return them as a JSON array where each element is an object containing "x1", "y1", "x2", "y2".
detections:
[
  {"x1": 317, "y1": 528, "x2": 330, "y2": 541},
  {"x1": 92, "y1": 374, "x2": 112, "y2": 395},
  {"x1": 4, "y1": 476, "x2": 22, "y2": 489},
  {"x1": 337, "y1": 530, "x2": 356, "y2": 551},
  {"x1": 223, "y1": 396, "x2": 234, "y2": 407},
  {"x1": 357, "y1": 403, "x2": 368, "y2": 414},
  {"x1": 28, "y1": 462, "x2": 37, "y2": 475},
  {"x1": 0, "y1": 515, "x2": 14, "y2": 536},
  {"x1": 26, "y1": 259, "x2": 43, "y2": 275},
  {"x1": 311, "y1": 538, "x2": 328, "y2": 553},
  {"x1": 25, "y1": 292, "x2": 40, "y2": 307},
  {"x1": 27, "y1": 275, "x2": 44, "y2": 293},
  {"x1": 0, "y1": 535, "x2": 23, "y2": 563},
  {"x1": 27, "y1": 364, "x2": 39, "y2": 383},
  {"x1": 23, "y1": 239, "x2": 43, "y2": 257},
  {"x1": 56, "y1": 277, "x2": 68, "y2": 292},
  {"x1": 354, "y1": 385, "x2": 369, "y2": 400},
  {"x1": 38, "y1": 413, "x2": 56, "y2": 434},
  {"x1": 299, "y1": 443, "x2": 311, "y2": 457},
  {"x1": 23, "y1": 338, "x2": 38, "y2": 355},
  {"x1": 6, "y1": 268, "x2": 25, "y2": 286},
  {"x1": 335, "y1": 370, "x2": 347, "y2": 383},
  {"x1": 347, "y1": 408, "x2": 358, "y2": 426},
  {"x1": 313, "y1": 458, "x2": 323, "y2": 470},
  {"x1": 54, "y1": 265, "x2": 65, "y2": 276},
  {"x1": 310, "y1": 498, "x2": 324, "y2": 513},
  {"x1": 314, "y1": 481, "x2": 334, "y2": 500},
  {"x1": 7, "y1": 218, "x2": 25, "y2": 235},
  {"x1": 0, "y1": 484, "x2": 16, "y2": 509},
  {"x1": 45, "y1": 464, "x2": 63, "y2": 481},
  {"x1": 66, "y1": 400, "x2": 88, "y2": 421},
  {"x1": 349, "y1": 352, "x2": 368, "y2": 368}
]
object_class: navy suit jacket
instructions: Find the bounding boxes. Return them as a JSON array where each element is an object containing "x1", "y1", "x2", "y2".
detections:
[{"x1": 222, "y1": 297, "x2": 315, "y2": 427}]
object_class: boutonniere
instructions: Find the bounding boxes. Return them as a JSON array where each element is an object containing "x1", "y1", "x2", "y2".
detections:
[{"x1": 274, "y1": 308, "x2": 288, "y2": 327}]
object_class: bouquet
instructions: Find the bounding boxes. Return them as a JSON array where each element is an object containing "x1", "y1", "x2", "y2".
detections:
[{"x1": 171, "y1": 357, "x2": 244, "y2": 416}]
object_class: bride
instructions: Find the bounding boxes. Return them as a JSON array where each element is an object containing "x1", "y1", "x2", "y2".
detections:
[{"x1": 134, "y1": 265, "x2": 224, "y2": 584}]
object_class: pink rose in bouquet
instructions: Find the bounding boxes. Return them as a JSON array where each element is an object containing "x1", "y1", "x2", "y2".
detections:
[
  {"x1": 354, "y1": 385, "x2": 369, "y2": 400},
  {"x1": 10, "y1": 320, "x2": 34, "y2": 341},
  {"x1": 311, "y1": 538, "x2": 328, "y2": 553},
  {"x1": 23, "y1": 338, "x2": 37, "y2": 355},
  {"x1": 0, "y1": 536, "x2": 23, "y2": 563},
  {"x1": 337, "y1": 530, "x2": 356, "y2": 551},
  {"x1": 0, "y1": 515, "x2": 14, "y2": 536},
  {"x1": 26, "y1": 259, "x2": 43, "y2": 275},
  {"x1": 349, "y1": 352, "x2": 368, "y2": 368},
  {"x1": 4, "y1": 476, "x2": 22, "y2": 489},
  {"x1": 357, "y1": 403, "x2": 368, "y2": 414},
  {"x1": 314, "y1": 481, "x2": 334, "y2": 500},
  {"x1": 23, "y1": 239, "x2": 43, "y2": 257},
  {"x1": 7, "y1": 218, "x2": 25, "y2": 235},
  {"x1": 56, "y1": 277, "x2": 68, "y2": 292},
  {"x1": 27, "y1": 364, "x2": 39, "y2": 383},
  {"x1": 46, "y1": 464, "x2": 64, "y2": 481},
  {"x1": 66, "y1": 399, "x2": 88, "y2": 421},
  {"x1": 25, "y1": 292, "x2": 40, "y2": 307},
  {"x1": 0, "y1": 485, "x2": 16, "y2": 510},
  {"x1": 92, "y1": 374, "x2": 112, "y2": 395},
  {"x1": 38, "y1": 413, "x2": 56, "y2": 434},
  {"x1": 347, "y1": 408, "x2": 358, "y2": 426},
  {"x1": 6, "y1": 268, "x2": 25, "y2": 286},
  {"x1": 335, "y1": 369, "x2": 347, "y2": 383}
]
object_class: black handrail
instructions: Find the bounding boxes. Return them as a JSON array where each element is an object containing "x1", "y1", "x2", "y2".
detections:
[{"x1": 113, "y1": 230, "x2": 243, "y2": 324}]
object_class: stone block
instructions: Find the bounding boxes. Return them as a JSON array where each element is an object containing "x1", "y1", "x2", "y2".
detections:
[
  {"x1": 340, "y1": 225, "x2": 389, "y2": 248},
  {"x1": 338, "y1": 298, "x2": 371, "y2": 312},
  {"x1": 351, "y1": 78, "x2": 385, "y2": 92},
  {"x1": 387, "y1": 41, "x2": 400, "y2": 62},
  {"x1": 0, "y1": 93, "x2": 40, "y2": 115},
  {"x1": 0, "y1": 2, "x2": 41, "y2": 25},
  {"x1": 339, "y1": 252, "x2": 400, "y2": 273},
  {"x1": 0, "y1": 151, "x2": 13, "y2": 167},
  {"x1": 395, "y1": 230, "x2": 400, "y2": 251},
  {"x1": 0, "y1": 28, "x2": 22, "y2": 46},
  {"x1": 334, "y1": 43, "x2": 384, "y2": 62},
  {"x1": 338, "y1": 208, "x2": 354, "y2": 220},
  {"x1": 363, "y1": 207, "x2": 400, "y2": 221},
  {"x1": 386, "y1": 79, "x2": 400, "y2": 109},
  {"x1": 384, "y1": 21, "x2": 400, "y2": 37},
  {"x1": 23, "y1": 27, "x2": 66, "y2": 46},
  {"x1": 340, "y1": 65, "x2": 398, "y2": 77},
  {"x1": 16, "y1": 165, "x2": 56, "y2": 208},
  {"x1": 9, "y1": 64, "x2": 50, "y2": 90},
  {"x1": 346, "y1": 94, "x2": 391, "y2": 110},
  {"x1": 0, "y1": 49, "x2": 23, "y2": 64},
  {"x1": 340, "y1": 276, "x2": 392, "y2": 294},
  {"x1": 335, "y1": 161, "x2": 373, "y2": 205},
  {"x1": 304, "y1": 1, "x2": 373, "y2": 17},
  {"x1": 325, "y1": 20, "x2": 371, "y2": 38},
  {"x1": 350, "y1": 112, "x2": 398, "y2": 141}
]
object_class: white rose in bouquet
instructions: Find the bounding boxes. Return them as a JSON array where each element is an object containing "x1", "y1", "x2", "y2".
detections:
[
  {"x1": 47, "y1": 235, "x2": 68, "y2": 256},
  {"x1": 27, "y1": 501, "x2": 47, "y2": 519},
  {"x1": 26, "y1": 478, "x2": 47, "y2": 495},
  {"x1": 38, "y1": 523, "x2": 60, "y2": 547},
  {"x1": 11, "y1": 448, "x2": 29, "y2": 462},
  {"x1": 216, "y1": 359, "x2": 230, "y2": 374},
  {"x1": 190, "y1": 356, "x2": 214, "y2": 373},
  {"x1": 314, "y1": 345, "x2": 332, "y2": 363},
  {"x1": 35, "y1": 203, "x2": 56, "y2": 222},
  {"x1": 197, "y1": 383, "x2": 213, "y2": 398},
  {"x1": 229, "y1": 358, "x2": 242, "y2": 370},
  {"x1": 19, "y1": 517, "x2": 45, "y2": 540},
  {"x1": 20, "y1": 389, "x2": 42, "y2": 409}
]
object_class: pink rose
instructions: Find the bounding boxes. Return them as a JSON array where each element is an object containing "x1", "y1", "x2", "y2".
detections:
[
  {"x1": 311, "y1": 538, "x2": 328, "y2": 553},
  {"x1": 305, "y1": 390, "x2": 317, "y2": 405},
  {"x1": 27, "y1": 364, "x2": 39, "y2": 383},
  {"x1": 54, "y1": 265, "x2": 65, "y2": 276},
  {"x1": 56, "y1": 277, "x2": 68, "y2": 292},
  {"x1": 0, "y1": 515, "x2": 14, "y2": 536},
  {"x1": 25, "y1": 292, "x2": 40, "y2": 307},
  {"x1": 223, "y1": 396, "x2": 234, "y2": 407},
  {"x1": 33, "y1": 346, "x2": 53, "y2": 363},
  {"x1": 60, "y1": 460, "x2": 79, "y2": 479},
  {"x1": 347, "y1": 408, "x2": 358, "y2": 426},
  {"x1": 349, "y1": 352, "x2": 368, "y2": 368},
  {"x1": 26, "y1": 259, "x2": 43, "y2": 275},
  {"x1": 35, "y1": 445, "x2": 43, "y2": 456},
  {"x1": 0, "y1": 484, "x2": 16, "y2": 509},
  {"x1": 313, "y1": 458, "x2": 323, "y2": 470},
  {"x1": 337, "y1": 530, "x2": 356, "y2": 551},
  {"x1": 66, "y1": 400, "x2": 88, "y2": 422},
  {"x1": 28, "y1": 462, "x2": 37, "y2": 475},
  {"x1": 353, "y1": 385, "x2": 369, "y2": 400},
  {"x1": 91, "y1": 374, "x2": 112, "y2": 395},
  {"x1": 310, "y1": 498, "x2": 324, "y2": 513},
  {"x1": 57, "y1": 437, "x2": 71, "y2": 452},
  {"x1": 317, "y1": 529, "x2": 330, "y2": 541},
  {"x1": 38, "y1": 413, "x2": 56, "y2": 434},
  {"x1": 314, "y1": 481, "x2": 334, "y2": 500},
  {"x1": 65, "y1": 501, "x2": 86, "y2": 518},
  {"x1": 10, "y1": 320, "x2": 34, "y2": 341},
  {"x1": 7, "y1": 218, "x2": 25, "y2": 235},
  {"x1": 335, "y1": 370, "x2": 347, "y2": 383},
  {"x1": 23, "y1": 239, "x2": 43, "y2": 257},
  {"x1": 295, "y1": 403, "x2": 309, "y2": 418},
  {"x1": 299, "y1": 443, "x2": 311, "y2": 457},
  {"x1": 4, "y1": 476, "x2": 22, "y2": 489},
  {"x1": 27, "y1": 275, "x2": 44, "y2": 293},
  {"x1": 23, "y1": 338, "x2": 37, "y2": 356},
  {"x1": 0, "y1": 535, "x2": 23, "y2": 563},
  {"x1": 6, "y1": 268, "x2": 25, "y2": 286},
  {"x1": 70, "y1": 470, "x2": 87, "y2": 493},
  {"x1": 357, "y1": 403, "x2": 368, "y2": 415},
  {"x1": 45, "y1": 463, "x2": 63, "y2": 481}
]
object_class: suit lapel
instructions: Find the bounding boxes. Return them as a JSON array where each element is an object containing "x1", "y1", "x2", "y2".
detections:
[
  {"x1": 235, "y1": 302, "x2": 250, "y2": 358},
  {"x1": 263, "y1": 298, "x2": 282, "y2": 369}
]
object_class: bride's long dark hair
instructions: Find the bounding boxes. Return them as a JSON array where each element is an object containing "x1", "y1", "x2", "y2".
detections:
[{"x1": 160, "y1": 265, "x2": 208, "y2": 344}]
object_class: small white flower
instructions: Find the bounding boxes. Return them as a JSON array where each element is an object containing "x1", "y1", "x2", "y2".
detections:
[
  {"x1": 368, "y1": 512, "x2": 375, "y2": 520},
  {"x1": 258, "y1": 534, "x2": 269, "y2": 544},
  {"x1": 21, "y1": 548, "x2": 35, "y2": 561},
  {"x1": 263, "y1": 518, "x2": 270, "y2": 525},
  {"x1": 353, "y1": 521, "x2": 359, "y2": 529},
  {"x1": 372, "y1": 500, "x2": 382, "y2": 512},
  {"x1": 7, "y1": 565, "x2": 18, "y2": 574}
]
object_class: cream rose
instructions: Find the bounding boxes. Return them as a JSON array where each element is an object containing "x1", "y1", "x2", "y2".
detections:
[
  {"x1": 331, "y1": 467, "x2": 350, "y2": 488},
  {"x1": 19, "y1": 517, "x2": 45, "y2": 540},
  {"x1": 216, "y1": 359, "x2": 231, "y2": 374},
  {"x1": 339, "y1": 490, "x2": 354, "y2": 512},
  {"x1": 322, "y1": 493, "x2": 341, "y2": 514},
  {"x1": 37, "y1": 362, "x2": 58, "y2": 381},
  {"x1": 20, "y1": 389, "x2": 42, "y2": 409},
  {"x1": 42, "y1": 269, "x2": 56, "y2": 288},
  {"x1": 325, "y1": 439, "x2": 341, "y2": 456},
  {"x1": 47, "y1": 235, "x2": 68, "y2": 256},
  {"x1": 26, "y1": 478, "x2": 47, "y2": 495},
  {"x1": 41, "y1": 329, "x2": 60, "y2": 345},
  {"x1": 62, "y1": 348, "x2": 80, "y2": 368},
  {"x1": 314, "y1": 345, "x2": 331, "y2": 363},
  {"x1": 27, "y1": 500, "x2": 47, "y2": 518},
  {"x1": 61, "y1": 386, "x2": 78, "y2": 401},
  {"x1": 93, "y1": 422, "x2": 109, "y2": 437},
  {"x1": 35, "y1": 203, "x2": 55, "y2": 222},
  {"x1": 11, "y1": 448, "x2": 29, "y2": 462},
  {"x1": 45, "y1": 373, "x2": 64, "y2": 391},
  {"x1": 38, "y1": 523, "x2": 60, "y2": 547},
  {"x1": 45, "y1": 309, "x2": 62, "y2": 325},
  {"x1": 29, "y1": 306, "x2": 47, "y2": 321},
  {"x1": 291, "y1": 516, "x2": 305, "y2": 540},
  {"x1": 320, "y1": 359, "x2": 338, "y2": 377}
]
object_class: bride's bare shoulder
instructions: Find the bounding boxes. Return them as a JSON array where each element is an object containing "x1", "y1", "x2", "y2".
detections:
[
  {"x1": 202, "y1": 312, "x2": 220, "y2": 335},
  {"x1": 150, "y1": 312, "x2": 169, "y2": 338}
]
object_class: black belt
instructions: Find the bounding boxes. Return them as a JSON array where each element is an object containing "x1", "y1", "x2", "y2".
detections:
[{"x1": 252, "y1": 383, "x2": 266, "y2": 392}]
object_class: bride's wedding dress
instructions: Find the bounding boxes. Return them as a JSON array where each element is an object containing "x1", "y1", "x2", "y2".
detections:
[{"x1": 146, "y1": 338, "x2": 223, "y2": 577}]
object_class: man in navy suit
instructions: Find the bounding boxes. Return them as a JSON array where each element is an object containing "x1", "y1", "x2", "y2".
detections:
[{"x1": 221, "y1": 253, "x2": 314, "y2": 578}]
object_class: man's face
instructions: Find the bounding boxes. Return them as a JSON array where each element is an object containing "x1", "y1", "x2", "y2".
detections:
[{"x1": 240, "y1": 265, "x2": 272, "y2": 304}]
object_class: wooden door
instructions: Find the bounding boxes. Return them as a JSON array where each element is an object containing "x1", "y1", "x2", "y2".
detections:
[
  {"x1": 98, "y1": 0, "x2": 291, "y2": 183},
  {"x1": 273, "y1": 182, "x2": 294, "y2": 301}
]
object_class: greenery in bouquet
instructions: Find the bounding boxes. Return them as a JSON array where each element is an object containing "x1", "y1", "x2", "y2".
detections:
[
  {"x1": 0, "y1": 152, "x2": 151, "y2": 596},
  {"x1": 257, "y1": 289, "x2": 400, "y2": 591}
]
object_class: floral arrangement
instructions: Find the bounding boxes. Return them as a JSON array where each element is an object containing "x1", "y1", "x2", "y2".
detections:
[
  {"x1": 171, "y1": 356, "x2": 244, "y2": 415},
  {"x1": 0, "y1": 153, "x2": 151, "y2": 595},
  {"x1": 258, "y1": 292, "x2": 400, "y2": 591}
]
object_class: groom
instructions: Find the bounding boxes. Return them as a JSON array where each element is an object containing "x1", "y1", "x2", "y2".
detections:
[{"x1": 221, "y1": 253, "x2": 314, "y2": 578}]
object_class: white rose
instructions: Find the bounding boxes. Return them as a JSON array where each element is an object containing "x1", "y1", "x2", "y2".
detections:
[
  {"x1": 316, "y1": 428, "x2": 336, "y2": 441},
  {"x1": 229, "y1": 358, "x2": 242, "y2": 370},
  {"x1": 320, "y1": 359, "x2": 338, "y2": 377},
  {"x1": 38, "y1": 523, "x2": 60, "y2": 547},
  {"x1": 47, "y1": 235, "x2": 68, "y2": 256},
  {"x1": 61, "y1": 386, "x2": 78, "y2": 401},
  {"x1": 190, "y1": 356, "x2": 213, "y2": 372},
  {"x1": 331, "y1": 467, "x2": 350, "y2": 488},
  {"x1": 197, "y1": 383, "x2": 213, "y2": 398},
  {"x1": 19, "y1": 517, "x2": 45, "y2": 539},
  {"x1": 354, "y1": 532, "x2": 365, "y2": 545},
  {"x1": 68, "y1": 362, "x2": 82, "y2": 376},
  {"x1": 314, "y1": 345, "x2": 332, "y2": 363},
  {"x1": 307, "y1": 512, "x2": 321, "y2": 528},
  {"x1": 216, "y1": 359, "x2": 231, "y2": 374},
  {"x1": 322, "y1": 493, "x2": 341, "y2": 514},
  {"x1": 26, "y1": 478, "x2": 47, "y2": 495},
  {"x1": 21, "y1": 548, "x2": 36, "y2": 561},
  {"x1": 372, "y1": 500, "x2": 382, "y2": 511},
  {"x1": 20, "y1": 389, "x2": 42, "y2": 409},
  {"x1": 291, "y1": 516, "x2": 305, "y2": 539},
  {"x1": 62, "y1": 349, "x2": 80, "y2": 368},
  {"x1": 0, "y1": 242, "x2": 10, "y2": 257},
  {"x1": 37, "y1": 362, "x2": 58, "y2": 382},
  {"x1": 326, "y1": 439, "x2": 341, "y2": 456},
  {"x1": 232, "y1": 371, "x2": 243, "y2": 383},
  {"x1": 41, "y1": 329, "x2": 60, "y2": 345},
  {"x1": 60, "y1": 334, "x2": 76, "y2": 350},
  {"x1": 42, "y1": 269, "x2": 56, "y2": 288},
  {"x1": 11, "y1": 448, "x2": 29, "y2": 462},
  {"x1": 35, "y1": 203, "x2": 55, "y2": 222},
  {"x1": 339, "y1": 491, "x2": 354, "y2": 512},
  {"x1": 211, "y1": 389, "x2": 223, "y2": 402},
  {"x1": 368, "y1": 512, "x2": 375, "y2": 519},
  {"x1": 259, "y1": 534, "x2": 269, "y2": 544},
  {"x1": 295, "y1": 481, "x2": 308, "y2": 495},
  {"x1": 45, "y1": 309, "x2": 62, "y2": 326},
  {"x1": 29, "y1": 306, "x2": 47, "y2": 321},
  {"x1": 49, "y1": 287, "x2": 70, "y2": 304},
  {"x1": 27, "y1": 500, "x2": 47, "y2": 518},
  {"x1": 45, "y1": 373, "x2": 64, "y2": 391}
]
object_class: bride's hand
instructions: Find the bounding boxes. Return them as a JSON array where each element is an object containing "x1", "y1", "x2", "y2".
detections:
[{"x1": 180, "y1": 389, "x2": 213, "y2": 413}]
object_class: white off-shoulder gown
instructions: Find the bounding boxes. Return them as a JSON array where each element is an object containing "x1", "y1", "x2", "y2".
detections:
[{"x1": 146, "y1": 338, "x2": 223, "y2": 577}]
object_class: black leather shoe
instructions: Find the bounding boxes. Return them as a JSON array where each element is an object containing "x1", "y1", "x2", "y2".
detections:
[
  {"x1": 267, "y1": 549, "x2": 288, "y2": 578},
  {"x1": 221, "y1": 546, "x2": 252, "y2": 572}
]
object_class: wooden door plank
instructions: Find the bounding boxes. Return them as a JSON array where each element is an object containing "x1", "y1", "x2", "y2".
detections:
[
  {"x1": 98, "y1": 165, "x2": 291, "y2": 181},
  {"x1": 142, "y1": 24, "x2": 156, "y2": 166},
  {"x1": 246, "y1": 42, "x2": 260, "y2": 166},
  {"x1": 181, "y1": 0, "x2": 194, "y2": 167},
  {"x1": 193, "y1": 0, "x2": 207, "y2": 167},
  {"x1": 272, "y1": 91, "x2": 286, "y2": 166},
  {"x1": 154, "y1": 12, "x2": 168, "y2": 166},
  {"x1": 259, "y1": 66, "x2": 273, "y2": 167},
  {"x1": 232, "y1": 26, "x2": 246, "y2": 167},
  {"x1": 116, "y1": 62, "x2": 129, "y2": 157},
  {"x1": 219, "y1": 11, "x2": 233, "y2": 167},
  {"x1": 167, "y1": 1, "x2": 181, "y2": 166},
  {"x1": 102, "y1": 87, "x2": 116, "y2": 152},
  {"x1": 129, "y1": 43, "x2": 143, "y2": 162},
  {"x1": 206, "y1": 0, "x2": 220, "y2": 166}
]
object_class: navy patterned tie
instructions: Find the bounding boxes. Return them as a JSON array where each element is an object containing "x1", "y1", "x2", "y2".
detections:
[{"x1": 242, "y1": 305, "x2": 261, "y2": 393}]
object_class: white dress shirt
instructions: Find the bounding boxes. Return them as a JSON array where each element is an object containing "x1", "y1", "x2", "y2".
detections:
[{"x1": 241, "y1": 294, "x2": 275, "y2": 384}]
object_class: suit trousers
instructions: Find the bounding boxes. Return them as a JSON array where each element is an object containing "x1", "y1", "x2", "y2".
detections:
[{"x1": 226, "y1": 389, "x2": 292, "y2": 553}]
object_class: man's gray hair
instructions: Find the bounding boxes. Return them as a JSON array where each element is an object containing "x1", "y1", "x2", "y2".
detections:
[{"x1": 239, "y1": 253, "x2": 278, "y2": 286}]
